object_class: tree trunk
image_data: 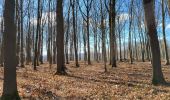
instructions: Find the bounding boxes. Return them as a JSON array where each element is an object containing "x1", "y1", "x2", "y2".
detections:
[
  {"x1": 26, "y1": 0, "x2": 32, "y2": 65},
  {"x1": 0, "y1": 19, "x2": 4, "y2": 66},
  {"x1": 87, "y1": 13, "x2": 91, "y2": 65},
  {"x1": 111, "y1": 0, "x2": 116, "y2": 67},
  {"x1": 162, "y1": 0, "x2": 169, "y2": 65},
  {"x1": 143, "y1": 0, "x2": 166, "y2": 85},
  {"x1": 34, "y1": 0, "x2": 41, "y2": 70},
  {"x1": 71, "y1": 0, "x2": 79, "y2": 67},
  {"x1": 129, "y1": 0, "x2": 133, "y2": 64},
  {"x1": 65, "y1": 5, "x2": 70, "y2": 64},
  {"x1": 56, "y1": 0, "x2": 66, "y2": 74},
  {"x1": 1, "y1": 0, "x2": 20, "y2": 99},
  {"x1": 20, "y1": 0, "x2": 25, "y2": 67},
  {"x1": 100, "y1": 0, "x2": 107, "y2": 72}
]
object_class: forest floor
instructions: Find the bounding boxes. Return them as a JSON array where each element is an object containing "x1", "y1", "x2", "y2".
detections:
[{"x1": 0, "y1": 61, "x2": 170, "y2": 100}]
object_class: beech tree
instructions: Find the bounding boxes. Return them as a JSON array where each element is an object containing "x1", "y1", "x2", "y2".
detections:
[
  {"x1": 1, "y1": 0, "x2": 20, "y2": 99},
  {"x1": 143, "y1": 0, "x2": 166, "y2": 85},
  {"x1": 56, "y1": 0, "x2": 66, "y2": 74},
  {"x1": 104, "y1": 0, "x2": 117, "y2": 67}
]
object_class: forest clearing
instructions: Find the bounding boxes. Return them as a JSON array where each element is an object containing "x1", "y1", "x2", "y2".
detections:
[{"x1": 1, "y1": 61, "x2": 170, "y2": 99}]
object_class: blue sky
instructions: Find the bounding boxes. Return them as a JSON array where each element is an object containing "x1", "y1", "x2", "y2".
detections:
[{"x1": 0, "y1": 0, "x2": 170, "y2": 55}]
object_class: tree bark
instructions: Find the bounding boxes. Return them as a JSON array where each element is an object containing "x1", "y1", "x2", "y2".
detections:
[
  {"x1": 162, "y1": 0, "x2": 169, "y2": 65},
  {"x1": 20, "y1": 0, "x2": 25, "y2": 67},
  {"x1": 143, "y1": 0, "x2": 166, "y2": 85},
  {"x1": 56, "y1": 0, "x2": 66, "y2": 74},
  {"x1": 1, "y1": 0, "x2": 20, "y2": 99},
  {"x1": 71, "y1": 0, "x2": 79, "y2": 67},
  {"x1": 111, "y1": 0, "x2": 116, "y2": 67}
]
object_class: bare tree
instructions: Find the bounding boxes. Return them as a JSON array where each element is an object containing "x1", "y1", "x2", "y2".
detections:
[{"x1": 78, "y1": 0, "x2": 93, "y2": 65}]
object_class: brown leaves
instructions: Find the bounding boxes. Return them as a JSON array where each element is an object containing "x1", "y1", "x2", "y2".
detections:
[{"x1": 0, "y1": 62, "x2": 170, "y2": 99}]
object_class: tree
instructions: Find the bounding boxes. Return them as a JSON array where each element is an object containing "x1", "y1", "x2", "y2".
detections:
[
  {"x1": 0, "y1": 18, "x2": 4, "y2": 66},
  {"x1": 65, "y1": 4, "x2": 71, "y2": 64},
  {"x1": 47, "y1": 0, "x2": 52, "y2": 66},
  {"x1": 34, "y1": 0, "x2": 41, "y2": 70},
  {"x1": 71, "y1": 0, "x2": 79, "y2": 67},
  {"x1": 128, "y1": 0, "x2": 134, "y2": 64},
  {"x1": 110, "y1": 0, "x2": 117, "y2": 67},
  {"x1": 26, "y1": 0, "x2": 32, "y2": 65},
  {"x1": 91, "y1": 1, "x2": 99, "y2": 62},
  {"x1": 1, "y1": 0, "x2": 20, "y2": 99},
  {"x1": 16, "y1": 0, "x2": 20, "y2": 66},
  {"x1": 105, "y1": 0, "x2": 117, "y2": 67},
  {"x1": 100, "y1": 0, "x2": 107, "y2": 72},
  {"x1": 162, "y1": 0, "x2": 169, "y2": 65},
  {"x1": 143, "y1": 0, "x2": 166, "y2": 85},
  {"x1": 20, "y1": 0, "x2": 25, "y2": 67},
  {"x1": 56, "y1": 0, "x2": 66, "y2": 74},
  {"x1": 78, "y1": 0, "x2": 93, "y2": 65}
]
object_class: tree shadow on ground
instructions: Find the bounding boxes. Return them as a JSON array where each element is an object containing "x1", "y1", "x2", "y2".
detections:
[{"x1": 66, "y1": 73, "x2": 150, "y2": 88}]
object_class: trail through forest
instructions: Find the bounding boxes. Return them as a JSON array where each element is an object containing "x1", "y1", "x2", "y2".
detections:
[{"x1": 0, "y1": 62, "x2": 170, "y2": 99}]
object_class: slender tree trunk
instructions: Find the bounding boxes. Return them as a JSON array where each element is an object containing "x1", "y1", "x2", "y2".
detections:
[
  {"x1": 162, "y1": 0, "x2": 169, "y2": 65},
  {"x1": 39, "y1": 25, "x2": 44, "y2": 64},
  {"x1": 129, "y1": 0, "x2": 133, "y2": 64},
  {"x1": 82, "y1": 23, "x2": 87, "y2": 62},
  {"x1": 16, "y1": 0, "x2": 20, "y2": 66},
  {"x1": 111, "y1": 0, "x2": 116, "y2": 67},
  {"x1": 34, "y1": 0, "x2": 41, "y2": 70},
  {"x1": 117, "y1": 17, "x2": 122, "y2": 62},
  {"x1": 123, "y1": 31, "x2": 126, "y2": 60},
  {"x1": 37, "y1": 1, "x2": 43, "y2": 66},
  {"x1": 56, "y1": 0, "x2": 66, "y2": 74},
  {"x1": 87, "y1": 13, "x2": 91, "y2": 65},
  {"x1": 65, "y1": 5, "x2": 70, "y2": 64},
  {"x1": 71, "y1": 0, "x2": 79, "y2": 67},
  {"x1": 26, "y1": 0, "x2": 32, "y2": 65},
  {"x1": 100, "y1": 0, "x2": 107, "y2": 72},
  {"x1": 0, "y1": 19, "x2": 4, "y2": 66},
  {"x1": 20, "y1": 0, "x2": 25, "y2": 67}
]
